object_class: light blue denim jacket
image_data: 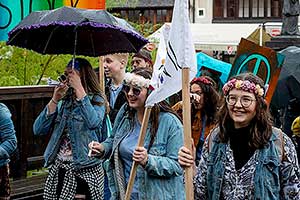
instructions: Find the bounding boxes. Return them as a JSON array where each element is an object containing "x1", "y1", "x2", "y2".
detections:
[
  {"x1": 102, "y1": 104, "x2": 185, "y2": 200},
  {"x1": 206, "y1": 127, "x2": 300, "y2": 200},
  {"x1": 0, "y1": 103, "x2": 17, "y2": 167},
  {"x1": 33, "y1": 95, "x2": 106, "y2": 169}
]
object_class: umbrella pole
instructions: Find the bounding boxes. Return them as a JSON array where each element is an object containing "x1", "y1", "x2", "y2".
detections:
[
  {"x1": 99, "y1": 57, "x2": 105, "y2": 92},
  {"x1": 72, "y1": 30, "x2": 78, "y2": 69},
  {"x1": 259, "y1": 24, "x2": 263, "y2": 46}
]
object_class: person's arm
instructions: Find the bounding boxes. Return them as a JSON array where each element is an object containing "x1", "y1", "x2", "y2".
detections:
[
  {"x1": 76, "y1": 95, "x2": 106, "y2": 129},
  {"x1": 90, "y1": 104, "x2": 127, "y2": 159},
  {"x1": 280, "y1": 133, "x2": 300, "y2": 199},
  {"x1": 143, "y1": 114, "x2": 184, "y2": 177},
  {"x1": 68, "y1": 69, "x2": 105, "y2": 129},
  {"x1": 33, "y1": 104, "x2": 58, "y2": 136},
  {"x1": 33, "y1": 82, "x2": 68, "y2": 135},
  {"x1": 0, "y1": 104, "x2": 17, "y2": 159}
]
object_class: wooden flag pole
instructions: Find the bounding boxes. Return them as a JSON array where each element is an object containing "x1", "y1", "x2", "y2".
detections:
[
  {"x1": 182, "y1": 67, "x2": 194, "y2": 200},
  {"x1": 125, "y1": 107, "x2": 152, "y2": 200},
  {"x1": 98, "y1": 56, "x2": 105, "y2": 92}
]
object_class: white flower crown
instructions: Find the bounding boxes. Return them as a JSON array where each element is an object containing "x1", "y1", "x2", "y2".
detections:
[{"x1": 124, "y1": 73, "x2": 151, "y2": 88}]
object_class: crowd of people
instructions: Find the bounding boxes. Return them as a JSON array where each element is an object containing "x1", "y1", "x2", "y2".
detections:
[{"x1": 1, "y1": 47, "x2": 300, "y2": 199}]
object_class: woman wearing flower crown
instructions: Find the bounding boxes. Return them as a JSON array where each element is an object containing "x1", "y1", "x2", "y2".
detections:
[
  {"x1": 178, "y1": 73, "x2": 300, "y2": 199},
  {"x1": 172, "y1": 76, "x2": 220, "y2": 163},
  {"x1": 89, "y1": 68, "x2": 185, "y2": 199}
]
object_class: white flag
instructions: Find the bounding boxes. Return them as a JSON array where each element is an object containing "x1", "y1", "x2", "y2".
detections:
[
  {"x1": 145, "y1": 0, "x2": 197, "y2": 107},
  {"x1": 149, "y1": 30, "x2": 167, "y2": 90}
]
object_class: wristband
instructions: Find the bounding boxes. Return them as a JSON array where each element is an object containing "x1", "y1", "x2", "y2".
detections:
[{"x1": 51, "y1": 98, "x2": 58, "y2": 104}]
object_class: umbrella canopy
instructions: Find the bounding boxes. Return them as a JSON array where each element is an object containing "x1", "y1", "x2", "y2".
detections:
[
  {"x1": 271, "y1": 46, "x2": 300, "y2": 109},
  {"x1": 246, "y1": 27, "x2": 271, "y2": 46},
  {"x1": 7, "y1": 6, "x2": 148, "y2": 57}
]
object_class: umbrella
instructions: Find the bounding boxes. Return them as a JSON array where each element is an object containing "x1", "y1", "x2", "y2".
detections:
[
  {"x1": 7, "y1": 6, "x2": 148, "y2": 57},
  {"x1": 271, "y1": 46, "x2": 300, "y2": 109},
  {"x1": 246, "y1": 26, "x2": 271, "y2": 46}
]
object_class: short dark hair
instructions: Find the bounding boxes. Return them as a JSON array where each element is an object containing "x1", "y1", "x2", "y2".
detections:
[{"x1": 133, "y1": 48, "x2": 153, "y2": 65}]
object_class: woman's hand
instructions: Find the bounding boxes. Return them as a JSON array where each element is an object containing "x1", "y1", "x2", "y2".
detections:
[
  {"x1": 52, "y1": 82, "x2": 69, "y2": 102},
  {"x1": 88, "y1": 141, "x2": 104, "y2": 157},
  {"x1": 190, "y1": 93, "x2": 201, "y2": 103},
  {"x1": 48, "y1": 82, "x2": 69, "y2": 113},
  {"x1": 178, "y1": 146, "x2": 195, "y2": 167},
  {"x1": 68, "y1": 69, "x2": 86, "y2": 99},
  {"x1": 133, "y1": 146, "x2": 148, "y2": 167}
]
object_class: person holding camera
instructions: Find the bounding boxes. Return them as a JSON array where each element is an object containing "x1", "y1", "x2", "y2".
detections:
[
  {"x1": 0, "y1": 103, "x2": 17, "y2": 200},
  {"x1": 33, "y1": 58, "x2": 108, "y2": 200},
  {"x1": 172, "y1": 76, "x2": 220, "y2": 163}
]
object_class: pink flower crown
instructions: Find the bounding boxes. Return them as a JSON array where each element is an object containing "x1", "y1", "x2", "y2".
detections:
[
  {"x1": 191, "y1": 77, "x2": 213, "y2": 86},
  {"x1": 222, "y1": 78, "x2": 265, "y2": 97}
]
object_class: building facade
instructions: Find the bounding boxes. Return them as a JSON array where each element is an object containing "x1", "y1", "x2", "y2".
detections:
[
  {"x1": 109, "y1": 0, "x2": 174, "y2": 25},
  {"x1": 192, "y1": 0, "x2": 283, "y2": 24}
]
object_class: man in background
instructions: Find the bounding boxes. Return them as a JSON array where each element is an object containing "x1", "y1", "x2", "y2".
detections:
[{"x1": 131, "y1": 48, "x2": 153, "y2": 70}]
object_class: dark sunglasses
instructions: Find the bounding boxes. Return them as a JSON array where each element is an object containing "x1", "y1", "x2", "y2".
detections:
[{"x1": 123, "y1": 84, "x2": 142, "y2": 96}]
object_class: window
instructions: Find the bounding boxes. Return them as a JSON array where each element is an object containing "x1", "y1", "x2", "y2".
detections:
[{"x1": 213, "y1": 0, "x2": 282, "y2": 21}]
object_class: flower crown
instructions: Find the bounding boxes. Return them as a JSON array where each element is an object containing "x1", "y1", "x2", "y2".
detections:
[
  {"x1": 222, "y1": 78, "x2": 265, "y2": 97},
  {"x1": 124, "y1": 73, "x2": 151, "y2": 88},
  {"x1": 191, "y1": 77, "x2": 213, "y2": 86}
]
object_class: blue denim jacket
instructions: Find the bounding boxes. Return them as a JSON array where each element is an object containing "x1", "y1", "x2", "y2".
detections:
[
  {"x1": 102, "y1": 104, "x2": 185, "y2": 200},
  {"x1": 207, "y1": 128, "x2": 289, "y2": 200},
  {"x1": 0, "y1": 103, "x2": 17, "y2": 167},
  {"x1": 33, "y1": 95, "x2": 106, "y2": 169}
]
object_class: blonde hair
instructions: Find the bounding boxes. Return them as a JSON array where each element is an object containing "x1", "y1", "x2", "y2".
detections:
[{"x1": 111, "y1": 53, "x2": 129, "y2": 66}]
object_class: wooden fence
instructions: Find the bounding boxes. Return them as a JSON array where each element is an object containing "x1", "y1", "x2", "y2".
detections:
[{"x1": 0, "y1": 86, "x2": 53, "y2": 179}]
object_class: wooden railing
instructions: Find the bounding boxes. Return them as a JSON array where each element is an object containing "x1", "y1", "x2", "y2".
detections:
[{"x1": 0, "y1": 86, "x2": 54, "y2": 179}]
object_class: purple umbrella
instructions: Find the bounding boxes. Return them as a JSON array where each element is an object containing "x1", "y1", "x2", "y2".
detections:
[{"x1": 7, "y1": 6, "x2": 148, "y2": 57}]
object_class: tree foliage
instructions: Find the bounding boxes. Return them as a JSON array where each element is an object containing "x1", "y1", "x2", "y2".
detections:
[
  {"x1": 0, "y1": 42, "x2": 98, "y2": 86},
  {"x1": 106, "y1": 0, "x2": 139, "y2": 9}
]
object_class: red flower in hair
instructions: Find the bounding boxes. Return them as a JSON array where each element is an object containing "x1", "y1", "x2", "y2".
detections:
[{"x1": 191, "y1": 77, "x2": 213, "y2": 86}]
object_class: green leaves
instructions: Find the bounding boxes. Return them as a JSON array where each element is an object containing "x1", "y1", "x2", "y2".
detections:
[{"x1": 0, "y1": 42, "x2": 98, "y2": 86}]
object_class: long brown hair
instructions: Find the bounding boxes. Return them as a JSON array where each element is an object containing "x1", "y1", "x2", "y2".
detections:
[
  {"x1": 126, "y1": 68, "x2": 181, "y2": 149},
  {"x1": 190, "y1": 76, "x2": 220, "y2": 125},
  {"x1": 70, "y1": 58, "x2": 109, "y2": 111},
  {"x1": 218, "y1": 73, "x2": 273, "y2": 149}
]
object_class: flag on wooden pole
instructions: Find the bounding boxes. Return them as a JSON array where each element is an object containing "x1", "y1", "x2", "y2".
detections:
[{"x1": 145, "y1": 0, "x2": 197, "y2": 107}]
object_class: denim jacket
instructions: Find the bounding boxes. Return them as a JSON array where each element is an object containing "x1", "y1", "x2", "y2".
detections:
[
  {"x1": 33, "y1": 95, "x2": 106, "y2": 169},
  {"x1": 102, "y1": 104, "x2": 185, "y2": 200},
  {"x1": 206, "y1": 127, "x2": 299, "y2": 200},
  {"x1": 0, "y1": 103, "x2": 17, "y2": 167}
]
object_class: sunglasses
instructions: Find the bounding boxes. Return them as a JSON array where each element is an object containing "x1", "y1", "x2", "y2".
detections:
[{"x1": 123, "y1": 84, "x2": 142, "y2": 96}]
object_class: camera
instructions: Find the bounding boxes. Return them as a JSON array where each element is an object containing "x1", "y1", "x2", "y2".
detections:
[{"x1": 58, "y1": 74, "x2": 67, "y2": 83}]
